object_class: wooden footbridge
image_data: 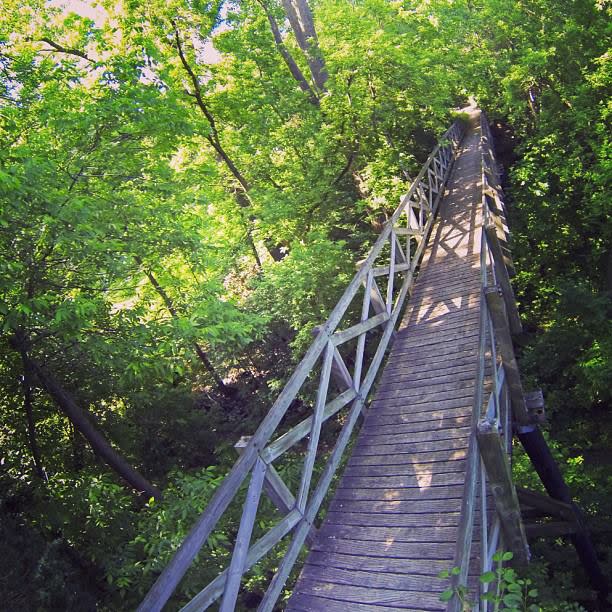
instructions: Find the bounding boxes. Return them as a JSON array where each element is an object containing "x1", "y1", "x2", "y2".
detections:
[{"x1": 139, "y1": 109, "x2": 607, "y2": 611}]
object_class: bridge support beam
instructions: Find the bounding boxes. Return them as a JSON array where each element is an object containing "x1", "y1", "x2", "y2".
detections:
[
  {"x1": 477, "y1": 420, "x2": 530, "y2": 566},
  {"x1": 517, "y1": 426, "x2": 609, "y2": 603}
]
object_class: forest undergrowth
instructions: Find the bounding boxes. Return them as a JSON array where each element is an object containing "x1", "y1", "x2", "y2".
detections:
[{"x1": 0, "y1": 0, "x2": 610, "y2": 609}]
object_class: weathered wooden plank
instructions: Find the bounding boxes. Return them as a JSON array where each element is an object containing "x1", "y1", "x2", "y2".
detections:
[
  {"x1": 333, "y1": 484, "x2": 465, "y2": 503},
  {"x1": 359, "y1": 415, "x2": 472, "y2": 437},
  {"x1": 390, "y1": 332, "x2": 480, "y2": 356},
  {"x1": 365, "y1": 400, "x2": 472, "y2": 424},
  {"x1": 288, "y1": 592, "x2": 439, "y2": 612},
  {"x1": 328, "y1": 498, "x2": 464, "y2": 515},
  {"x1": 343, "y1": 459, "x2": 467, "y2": 478},
  {"x1": 317, "y1": 523, "x2": 462, "y2": 545},
  {"x1": 260, "y1": 387, "x2": 356, "y2": 463},
  {"x1": 294, "y1": 577, "x2": 446, "y2": 608},
  {"x1": 234, "y1": 436, "x2": 317, "y2": 544},
  {"x1": 300, "y1": 550, "x2": 454, "y2": 577},
  {"x1": 369, "y1": 388, "x2": 474, "y2": 412},
  {"x1": 394, "y1": 226, "x2": 425, "y2": 237},
  {"x1": 180, "y1": 510, "x2": 301, "y2": 612},
  {"x1": 371, "y1": 261, "x2": 411, "y2": 278},
  {"x1": 376, "y1": 378, "x2": 474, "y2": 405},
  {"x1": 379, "y1": 372, "x2": 477, "y2": 394},
  {"x1": 296, "y1": 340, "x2": 334, "y2": 511},
  {"x1": 311, "y1": 537, "x2": 457, "y2": 560},
  {"x1": 409, "y1": 273, "x2": 481, "y2": 291},
  {"x1": 357, "y1": 426, "x2": 471, "y2": 446},
  {"x1": 399, "y1": 310, "x2": 480, "y2": 332},
  {"x1": 382, "y1": 353, "x2": 478, "y2": 375},
  {"x1": 352, "y1": 435, "x2": 470, "y2": 457},
  {"x1": 382, "y1": 351, "x2": 478, "y2": 373},
  {"x1": 408, "y1": 288, "x2": 481, "y2": 305},
  {"x1": 353, "y1": 269, "x2": 373, "y2": 390},
  {"x1": 339, "y1": 471, "x2": 466, "y2": 490},
  {"x1": 409, "y1": 278, "x2": 482, "y2": 296},
  {"x1": 390, "y1": 340, "x2": 480, "y2": 362},
  {"x1": 411, "y1": 264, "x2": 480, "y2": 282},
  {"x1": 394, "y1": 317, "x2": 481, "y2": 342},
  {"x1": 374, "y1": 379, "x2": 475, "y2": 401},
  {"x1": 347, "y1": 449, "x2": 469, "y2": 468},
  {"x1": 299, "y1": 563, "x2": 447, "y2": 593},
  {"x1": 365, "y1": 407, "x2": 472, "y2": 427},
  {"x1": 311, "y1": 326, "x2": 353, "y2": 391},
  {"x1": 381, "y1": 367, "x2": 476, "y2": 387},
  {"x1": 322, "y1": 510, "x2": 462, "y2": 529},
  {"x1": 219, "y1": 458, "x2": 267, "y2": 611}
]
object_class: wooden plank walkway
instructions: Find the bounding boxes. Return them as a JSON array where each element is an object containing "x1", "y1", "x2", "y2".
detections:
[{"x1": 286, "y1": 116, "x2": 484, "y2": 611}]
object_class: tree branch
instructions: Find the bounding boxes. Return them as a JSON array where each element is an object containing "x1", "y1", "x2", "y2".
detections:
[
  {"x1": 256, "y1": 0, "x2": 319, "y2": 106},
  {"x1": 39, "y1": 38, "x2": 92, "y2": 62}
]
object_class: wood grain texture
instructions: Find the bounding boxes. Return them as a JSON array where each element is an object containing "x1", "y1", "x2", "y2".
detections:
[{"x1": 286, "y1": 115, "x2": 485, "y2": 611}]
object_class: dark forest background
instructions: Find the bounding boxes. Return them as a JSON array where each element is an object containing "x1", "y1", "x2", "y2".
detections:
[{"x1": 0, "y1": 0, "x2": 610, "y2": 609}]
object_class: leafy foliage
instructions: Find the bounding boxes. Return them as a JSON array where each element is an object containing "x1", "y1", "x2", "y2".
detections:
[{"x1": 0, "y1": 0, "x2": 610, "y2": 609}]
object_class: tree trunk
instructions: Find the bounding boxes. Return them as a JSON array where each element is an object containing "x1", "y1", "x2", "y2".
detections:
[
  {"x1": 21, "y1": 349, "x2": 161, "y2": 501},
  {"x1": 257, "y1": 0, "x2": 319, "y2": 106},
  {"x1": 135, "y1": 257, "x2": 230, "y2": 393},
  {"x1": 281, "y1": 0, "x2": 328, "y2": 91},
  {"x1": 517, "y1": 427, "x2": 609, "y2": 602},
  {"x1": 171, "y1": 20, "x2": 268, "y2": 270},
  {"x1": 20, "y1": 350, "x2": 46, "y2": 480}
]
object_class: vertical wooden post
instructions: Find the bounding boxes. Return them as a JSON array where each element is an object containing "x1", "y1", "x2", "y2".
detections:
[
  {"x1": 484, "y1": 286, "x2": 530, "y2": 424},
  {"x1": 219, "y1": 458, "x2": 267, "y2": 611},
  {"x1": 477, "y1": 420, "x2": 530, "y2": 565},
  {"x1": 484, "y1": 225, "x2": 522, "y2": 335}
]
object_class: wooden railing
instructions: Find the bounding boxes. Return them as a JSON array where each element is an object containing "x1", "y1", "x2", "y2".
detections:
[
  {"x1": 138, "y1": 118, "x2": 465, "y2": 612},
  {"x1": 448, "y1": 112, "x2": 530, "y2": 611}
]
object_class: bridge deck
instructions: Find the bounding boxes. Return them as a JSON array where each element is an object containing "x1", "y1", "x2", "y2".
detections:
[{"x1": 287, "y1": 119, "x2": 484, "y2": 611}]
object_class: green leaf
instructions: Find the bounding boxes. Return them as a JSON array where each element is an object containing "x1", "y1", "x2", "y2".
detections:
[
  {"x1": 439, "y1": 589, "x2": 454, "y2": 602},
  {"x1": 502, "y1": 551, "x2": 514, "y2": 561},
  {"x1": 503, "y1": 594, "x2": 522, "y2": 606},
  {"x1": 479, "y1": 571, "x2": 496, "y2": 584}
]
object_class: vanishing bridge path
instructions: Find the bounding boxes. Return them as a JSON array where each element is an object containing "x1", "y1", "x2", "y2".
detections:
[
  {"x1": 286, "y1": 115, "x2": 485, "y2": 611},
  {"x1": 139, "y1": 109, "x2": 606, "y2": 612}
]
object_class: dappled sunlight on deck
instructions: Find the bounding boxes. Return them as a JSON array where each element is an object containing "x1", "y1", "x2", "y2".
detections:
[{"x1": 288, "y1": 112, "x2": 485, "y2": 612}]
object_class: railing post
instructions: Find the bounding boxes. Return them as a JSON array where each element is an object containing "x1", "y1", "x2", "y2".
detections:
[
  {"x1": 484, "y1": 286, "x2": 530, "y2": 425},
  {"x1": 477, "y1": 420, "x2": 530, "y2": 565},
  {"x1": 219, "y1": 458, "x2": 267, "y2": 611},
  {"x1": 139, "y1": 117, "x2": 467, "y2": 612}
]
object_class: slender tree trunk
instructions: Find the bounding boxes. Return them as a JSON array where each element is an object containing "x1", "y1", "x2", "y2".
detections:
[
  {"x1": 281, "y1": 0, "x2": 328, "y2": 91},
  {"x1": 257, "y1": 0, "x2": 319, "y2": 106},
  {"x1": 19, "y1": 350, "x2": 46, "y2": 480},
  {"x1": 170, "y1": 20, "x2": 270, "y2": 269},
  {"x1": 134, "y1": 257, "x2": 230, "y2": 393},
  {"x1": 14, "y1": 341, "x2": 161, "y2": 500}
]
